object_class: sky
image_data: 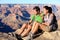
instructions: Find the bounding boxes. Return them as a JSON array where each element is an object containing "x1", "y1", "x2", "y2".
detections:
[{"x1": 0, "y1": 0, "x2": 60, "y2": 5}]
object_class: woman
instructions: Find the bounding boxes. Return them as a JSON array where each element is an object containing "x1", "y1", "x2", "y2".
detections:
[{"x1": 39, "y1": 6, "x2": 58, "y2": 32}]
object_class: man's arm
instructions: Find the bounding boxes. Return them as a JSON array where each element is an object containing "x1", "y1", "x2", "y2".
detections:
[{"x1": 28, "y1": 20, "x2": 32, "y2": 24}]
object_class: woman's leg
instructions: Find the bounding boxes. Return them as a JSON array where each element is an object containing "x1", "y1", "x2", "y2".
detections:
[
  {"x1": 31, "y1": 22, "x2": 39, "y2": 34},
  {"x1": 15, "y1": 23, "x2": 27, "y2": 35},
  {"x1": 21, "y1": 25, "x2": 31, "y2": 37},
  {"x1": 39, "y1": 24, "x2": 50, "y2": 32}
]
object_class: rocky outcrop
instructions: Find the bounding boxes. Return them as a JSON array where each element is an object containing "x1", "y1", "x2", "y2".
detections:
[
  {"x1": 0, "y1": 32, "x2": 17, "y2": 40},
  {"x1": 2, "y1": 14, "x2": 20, "y2": 30},
  {"x1": 34, "y1": 31, "x2": 60, "y2": 40}
]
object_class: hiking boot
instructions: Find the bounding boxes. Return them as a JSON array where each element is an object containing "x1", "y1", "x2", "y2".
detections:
[{"x1": 25, "y1": 32, "x2": 33, "y2": 40}]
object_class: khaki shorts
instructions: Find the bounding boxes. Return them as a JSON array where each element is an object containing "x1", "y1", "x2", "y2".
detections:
[
  {"x1": 40, "y1": 25, "x2": 51, "y2": 32},
  {"x1": 44, "y1": 26, "x2": 51, "y2": 32}
]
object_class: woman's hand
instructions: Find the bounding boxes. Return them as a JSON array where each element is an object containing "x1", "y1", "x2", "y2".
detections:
[{"x1": 42, "y1": 22, "x2": 49, "y2": 26}]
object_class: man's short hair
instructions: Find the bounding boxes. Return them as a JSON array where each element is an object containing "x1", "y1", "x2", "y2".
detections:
[{"x1": 33, "y1": 6, "x2": 40, "y2": 12}]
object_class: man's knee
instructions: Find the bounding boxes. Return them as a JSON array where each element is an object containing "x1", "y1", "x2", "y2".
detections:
[
  {"x1": 28, "y1": 25, "x2": 32, "y2": 29},
  {"x1": 23, "y1": 23, "x2": 27, "y2": 26}
]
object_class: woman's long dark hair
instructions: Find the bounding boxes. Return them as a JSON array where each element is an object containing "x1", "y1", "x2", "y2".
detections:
[{"x1": 43, "y1": 6, "x2": 52, "y2": 14}]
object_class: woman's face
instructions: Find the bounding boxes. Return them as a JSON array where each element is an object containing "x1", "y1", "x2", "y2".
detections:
[{"x1": 43, "y1": 8, "x2": 48, "y2": 15}]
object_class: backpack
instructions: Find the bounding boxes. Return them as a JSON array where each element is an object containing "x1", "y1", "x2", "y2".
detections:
[{"x1": 49, "y1": 14, "x2": 58, "y2": 31}]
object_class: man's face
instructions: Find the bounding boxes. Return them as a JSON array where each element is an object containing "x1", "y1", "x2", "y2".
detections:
[{"x1": 33, "y1": 9, "x2": 37, "y2": 14}]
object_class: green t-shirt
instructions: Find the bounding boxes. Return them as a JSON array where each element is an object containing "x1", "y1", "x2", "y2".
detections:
[{"x1": 31, "y1": 14, "x2": 43, "y2": 23}]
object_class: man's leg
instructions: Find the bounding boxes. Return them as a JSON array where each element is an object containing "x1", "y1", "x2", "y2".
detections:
[
  {"x1": 21, "y1": 25, "x2": 31, "y2": 37},
  {"x1": 15, "y1": 23, "x2": 27, "y2": 35},
  {"x1": 31, "y1": 22, "x2": 39, "y2": 34},
  {"x1": 24, "y1": 22, "x2": 39, "y2": 40}
]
